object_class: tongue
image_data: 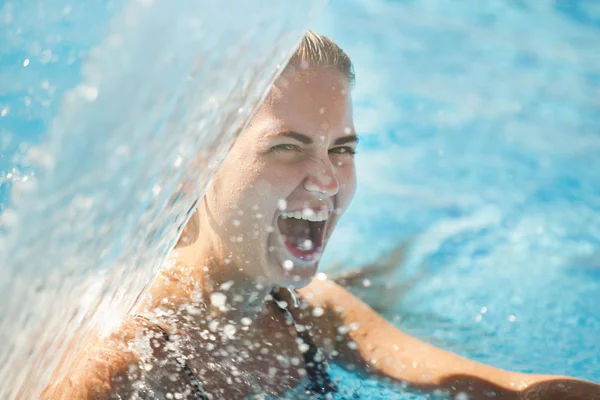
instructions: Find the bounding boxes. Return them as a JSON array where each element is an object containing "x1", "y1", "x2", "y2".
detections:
[{"x1": 277, "y1": 217, "x2": 311, "y2": 248}]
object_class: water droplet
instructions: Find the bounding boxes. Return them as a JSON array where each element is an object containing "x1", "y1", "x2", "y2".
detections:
[
  {"x1": 208, "y1": 320, "x2": 219, "y2": 332},
  {"x1": 241, "y1": 317, "x2": 252, "y2": 326},
  {"x1": 317, "y1": 273, "x2": 327, "y2": 281},
  {"x1": 337, "y1": 325, "x2": 349, "y2": 335},
  {"x1": 1, "y1": 107, "x2": 8, "y2": 117},
  {"x1": 277, "y1": 199, "x2": 287, "y2": 210},
  {"x1": 362, "y1": 279, "x2": 372, "y2": 287},
  {"x1": 210, "y1": 292, "x2": 227, "y2": 310},
  {"x1": 23, "y1": 59, "x2": 30, "y2": 67},
  {"x1": 319, "y1": 107, "x2": 325, "y2": 114},
  {"x1": 223, "y1": 324, "x2": 236, "y2": 339},
  {"x1": 312, "y1": 307, "x2": 324, "y2": 317},
  {"x1": 232, "y1": 219, "x2": 240, "y2": 227},
  {"x1": 298, "y1": 343, "x2": 310, "y2": 353},
  {"x1": 283, "y1": 260, "x2": 294, "y2": 271},
  {"x1": 508, "y1": 315, "x2": 517, "y2": 323},
  {"x1": 344, "y1": 127, "x2": 352, "y2": 134}
]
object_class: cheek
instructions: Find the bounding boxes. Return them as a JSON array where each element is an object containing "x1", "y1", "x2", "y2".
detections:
[
  {"x1": 336, "y1": 162, "x2": 357, "y2": 208},
  {"x1": 260, "y1": 160, "x2": 308, "y2": 195}
]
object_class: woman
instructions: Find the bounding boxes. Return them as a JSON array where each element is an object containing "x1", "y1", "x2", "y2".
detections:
[{"x1": 43, "y1": 31, "x2": 599, "y2": 399}]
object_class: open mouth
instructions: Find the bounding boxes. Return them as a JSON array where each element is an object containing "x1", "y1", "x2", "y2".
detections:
[{"x1": 276, "y1": 209, "x2": 329, "y2": 262}]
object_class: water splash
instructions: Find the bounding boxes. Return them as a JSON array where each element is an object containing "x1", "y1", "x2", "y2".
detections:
[{"x1": 0, "y1": 0, "x2": 321, "y2": 397}]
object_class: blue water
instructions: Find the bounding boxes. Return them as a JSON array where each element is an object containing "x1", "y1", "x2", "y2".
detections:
[{"x1": 1, "y1": 0, "x2": 599, "y2": 398}]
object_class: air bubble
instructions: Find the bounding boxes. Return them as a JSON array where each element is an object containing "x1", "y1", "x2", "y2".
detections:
[
  {"x1": 232, "y1": 219, "x2": 241, "y2": 227},
  {"x1": 319, "y1": 107, "x2": 325, "y2": 114},
  {"x1": 23, "y1": 59, "x2": 30, "y2": 67}
]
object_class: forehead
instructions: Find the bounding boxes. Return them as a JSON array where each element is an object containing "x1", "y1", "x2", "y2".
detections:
[{"x1": 253, "y1": 67, "x2": 354, "y2": 136}]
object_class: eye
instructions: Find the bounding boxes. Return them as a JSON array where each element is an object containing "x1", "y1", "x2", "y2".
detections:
[
  {"x1": 329, "y1": 146, "x2": 357, "y2": 156},
  {"x1": 270, "y1": 144, "x2": 303, "y2": 154}
]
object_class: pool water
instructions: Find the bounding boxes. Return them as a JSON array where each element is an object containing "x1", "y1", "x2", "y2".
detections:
[{"x1": 1, "y1": 0, "x2": 599, "y2": 398}]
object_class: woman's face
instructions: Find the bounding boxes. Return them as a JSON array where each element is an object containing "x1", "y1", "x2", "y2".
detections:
[{"x1": 201, "y1": 65, "x2": 357, "y2": 287}]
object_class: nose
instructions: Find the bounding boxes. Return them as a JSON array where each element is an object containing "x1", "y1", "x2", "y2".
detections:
[{"x1": 303, "y1": 156, "x2": 340, "y2": 197}]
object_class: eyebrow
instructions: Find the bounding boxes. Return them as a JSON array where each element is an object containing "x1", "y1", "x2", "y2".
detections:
[{"x1": 272, "y1": 131, "x2": 359, "y2": 146}]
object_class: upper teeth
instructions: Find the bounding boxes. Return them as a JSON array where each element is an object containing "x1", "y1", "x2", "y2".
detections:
[{"x1": 281, "y1": 209, "x2": 329, "y2": 222}]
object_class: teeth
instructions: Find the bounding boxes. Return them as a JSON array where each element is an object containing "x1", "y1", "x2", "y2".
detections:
[{"x1": 281, "y1": 209, "x2": 329, "y2": 222}]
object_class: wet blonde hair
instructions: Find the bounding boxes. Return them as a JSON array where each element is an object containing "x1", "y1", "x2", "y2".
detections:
[
  {"x1": 176, "y1": 31, "x2": 353, "y2": 248},
  {"x1": 290, "y1": 30, "x2": 355, "y2": 86}
]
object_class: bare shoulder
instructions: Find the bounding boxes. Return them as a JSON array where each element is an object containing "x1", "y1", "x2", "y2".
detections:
[
  {"x1": 296, "y1": 279, "x2": 389, "y2": 362},
  {"x1": 298, "y1": 278, "x2": 385, "y2": 328},
  {"x1": 41, "y1": 316, "x2": 172, "y2": 400}
]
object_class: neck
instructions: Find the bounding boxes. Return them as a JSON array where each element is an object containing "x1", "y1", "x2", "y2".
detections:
[
  {"x1": 170, "y1": 239, "x2": 276, "y2": 321},
  {"x1": 204, "y1": 256, "x2": 275, "y2": 318}
]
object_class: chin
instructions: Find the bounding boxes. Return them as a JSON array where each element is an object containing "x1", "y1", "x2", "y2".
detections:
[{"x1": 265, "y1": 258, "x2": 320, "y2": 289}]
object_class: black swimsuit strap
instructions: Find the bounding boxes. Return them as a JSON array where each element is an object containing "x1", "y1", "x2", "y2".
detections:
[
  {"x1": 271, "y1": 288, "x2": 338, "y2": 396},
  {"x1": 134, "y1": 315, "x2": 210, "y2": 400}
]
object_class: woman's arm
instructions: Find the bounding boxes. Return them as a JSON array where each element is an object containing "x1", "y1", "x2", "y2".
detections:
[{"x1": 299, "y1": 279, "x2": 600, "y2": 399}]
